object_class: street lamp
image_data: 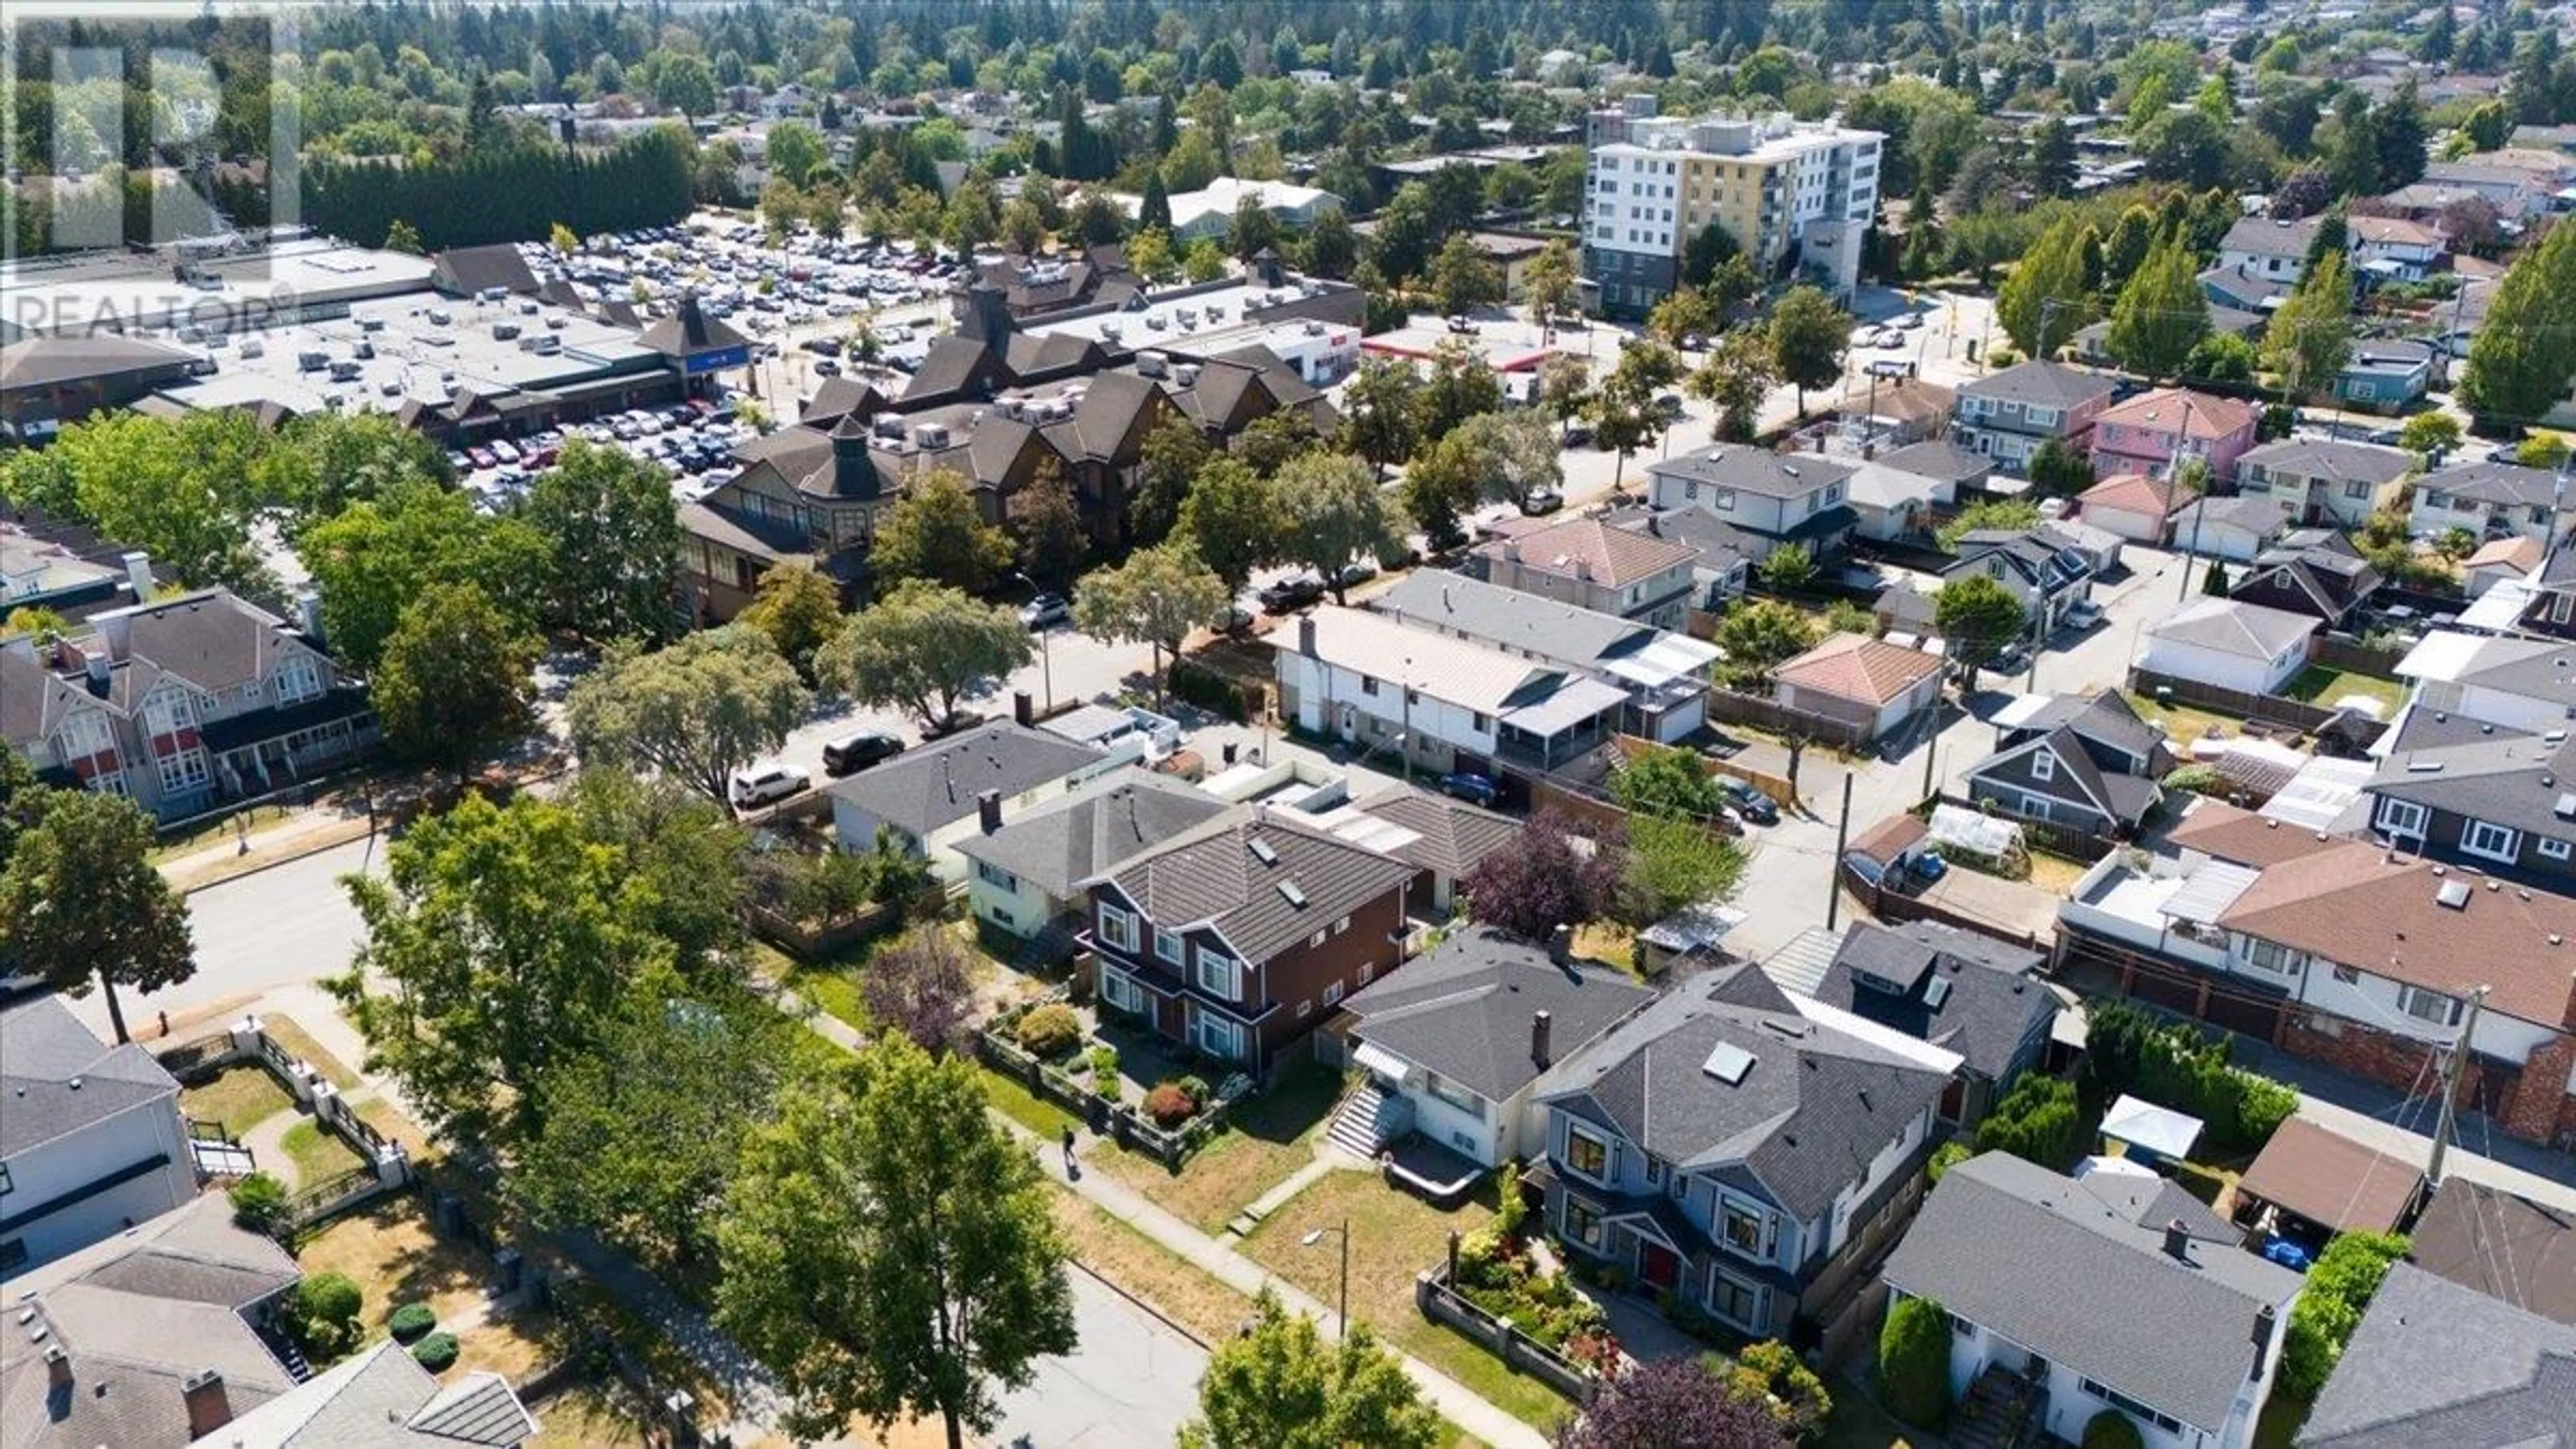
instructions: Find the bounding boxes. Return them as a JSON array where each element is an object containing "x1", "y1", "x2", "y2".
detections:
[{"x1": 1300, "y1": 1220, "x2": 1351, "y2": 1340}]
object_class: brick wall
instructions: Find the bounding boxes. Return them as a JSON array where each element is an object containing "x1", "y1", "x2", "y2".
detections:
[
  {"x1": 2275, "y1": 1010, "x2": 2576, "y2": 1144},
  {"x1": 2506, "y1": 1034, "x2": 2576, "y2": 1146}
]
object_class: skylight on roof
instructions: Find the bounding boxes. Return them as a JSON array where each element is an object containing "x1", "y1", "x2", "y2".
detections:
[
  {"x1": 1248, "y1": 837, "x2": 1279, "y2": 865},
  {"x1": 2436, "y1": 879, "x2": 2472, "y2": 910},
  {"x1": 1924, "y1": 976, "x2": 1953, "y2": 1010},
  {"x1": 1703, "y1": 1042, "x2": 1755, "y2": 1085},
  {"x1": 1277, "y1": 880, "x2": 1307, "y2": 908}
]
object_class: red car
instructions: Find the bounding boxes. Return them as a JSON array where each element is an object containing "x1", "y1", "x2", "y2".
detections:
[{"x1": 466, "y1": 445, "x2": 497, "y2": 469}]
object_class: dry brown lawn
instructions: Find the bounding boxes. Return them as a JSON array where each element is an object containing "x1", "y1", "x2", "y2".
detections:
[
  {"x1": 263, "y1": 1015, "x2": 362, "y2": 1088},
  {"x1": 178, "y1": 1066, "x2": 294, "y2": 1138},
  {"x1": 294, "y1": 1194, "x2": 568, "y2": 1383},
  {"x1": 1090, "y1": 1063, "x2": 1345, "y2": 1234},
  {"x1": 1050, "y1": 1194, "x2": 1252, "y2": 1345}
]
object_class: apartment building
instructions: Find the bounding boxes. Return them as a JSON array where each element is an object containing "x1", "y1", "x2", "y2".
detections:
[{"x1": 1582, "y1": 106, "x2": 1882, "y2": 317}]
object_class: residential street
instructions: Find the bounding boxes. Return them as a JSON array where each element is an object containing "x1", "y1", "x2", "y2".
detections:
[{"x1": 991, "y1": 1269, "x2": 1210, "y2": 1449}]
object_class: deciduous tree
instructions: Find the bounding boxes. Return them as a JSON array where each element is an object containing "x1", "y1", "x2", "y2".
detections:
[
  {"x1": 300, "y1": 481, "x2": 547, "y2": 672},
  {"x1": 862, "y1": 923, "x2": 980, "y2": 1057},
  {"x1": 1074, "y1": 541, "x2": 1231, "y2": 695},
  {"x1": 1275, "y1": 451, "x2": 1408, "y2": 604},
  {"x1": 1129, "y1": 415, "x2": 1216, "y2": 543},
  {"x1": 374, "y1": 582, "x2": 541, "y2": 778},
  {"x1": 1522, "y1": 239, "x2": 1580, "y2": 333},
  {"x1": 567, "y1": 627, "x2": 810, "y2": 806},
  {"x1": 816, "y1": 580, "x2": 1030, "y2": 732},
  {"x1": 1012, "y1": 462, "x2": 1086, "y2": 591},
  {"x1": 1341, "y1": 354, "x2": 1426, "y2": 480},
  {"x1": 1588, "y1": 341, "x2": 1684, "y2": 493},
  {"x1": 1714, "y1": 600, "x2": 1819, "y2": 687},
  {"x1": 1557, "y1": 1356, "x2": 1790, "y2": 1449},
  {"x1": 1462, "y1": 813, "x2": 1623, "y2": 940},
  {"x1": 523, "y1": 439, "x2": 685, "y2": 644},
  {"x1": 1179, "y1": 1291, "x2": 1443, "y2": 1449},
  {"x1": 1935, "y1": 573, "x2": 2032, "y2": 672},
  {"x1": 715, "y1": 1040, "x2": 1078, "y2": 1449},
  {"x1": 1613, "y1": 745, "x2": 1724, "y2": 822},
  {"x1": 1768, "y1": 286, "x2": 1850, "y2": 417},
  {"x1": 1684, "y1": 331, "x2": 1778, "y2": 443},
  {"x1": 0, "y1": 411, "x2": 272, "y2": 594},
  {"x1": 737, "y1": 562, "x2": 845, "y2": 678},
  {"x1": 1177, "y1": 456, "x2": 1282, "y2": 594},
  {"x1": 2106, "y1": 231, "x2": 2210, "y2": 381},
  {"x1": 0, "y1": 788, "x2": 195, "y2": 1043},
  {"x1": 872, "y1": 469, "x2": 1017, "y2": 595},
  {"x1": 1430, "y1": 232, "x2": 1503, "y2": 316}
]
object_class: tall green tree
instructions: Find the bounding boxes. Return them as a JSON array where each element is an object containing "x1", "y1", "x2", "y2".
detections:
[
  {"x1": 560, "y1": 770, "x2": 748, "y2": 980},
  {"x1": 300, "y1": 481, "x2": 547, "y2": 672},
  {"x1": 1996, "y1": 219, "x2": 2093, "y2": 359},
  {"x1": 0, "y1": 788, "x2": 195, "y2": 1043},
  {"x1": 1340, "y1": 355, "x2": 1426, "y2": 480},
  {"x1": 1768, "y1": 286, "x2": 1851, "y2": 417},
  {"x1": 737, "y1": 562, "x2": 845, "y2": 677},
  {"x1": 815, "y1": 580, "x2": 1030, "y2": 732},
  {"x1": 2261, "y1": 249, "x2": 2355, "y2": 402},
  {"x1": 260, "y1": 412, "x2": 450, "y2": 530},
  {"x1": 523, "y1": 439, "x2": 684, "y2": 644},
  {"x1": 1587, "y1": 341, "x2": 1684, "y2": 493},
  {"x1": 1685, "y1": 331, "x2": 1780, "y2": 443},
  {"x1": 2105, "y1": 231, "x2": 2210, "y2": 381},
  {"x1": 1177, "y1": 456, "x2": 1283, "y2": 594},
  {"x1": 2462, "y1": 219, "x2": 2576, "y2": 426},
  {"x1": 333, "y1": 794, "x2": 667, "y2": 1157},
  {"x1": 1011, "y1": 464, "x2": 1087, "y2": 592},
  {"x1": 1073, "y1": 541, "x2": 1231, "y2": 697},
  {"x1": 715, "y1": 1040, "x2": 1078, "y2": 1449},
  {"x1": 1522, "y1": 238, "x2": 1580, "y2": 332},
  {"x1": 1274, "y1": 451, "x2": 1408, "y2": 604},
  {"x1": 1429, "y1": 232, "x2": 1503, "y2": 316},
  {"x1": 1178, "y1": 1291, "x2": 1442, "y2": 1449},
  {"x1": 374, "y1": 582, "x2": 542, "y2": 778},
  {"x1": 566, "y1": 627, "x2": 810, "y2": 807},
  {"x1": 0, "y1": 411, "x2": 272, "y2": 594},
  {"x1": 1612, "y1": 744, "x2": 1724, "y2": 822},
  {"x1": 1935, "y1": 574, "x2": 2032, "y2": 672},
  {"x1": 1129, "y1": 414, "x2": 1218, "y2": 542},
  {"x1": 1714, "y1": 600, "x2": 1819, "y2": 688},
  {"x1": 872, "y1": 469, "x2": 1017, "y2": 595}
]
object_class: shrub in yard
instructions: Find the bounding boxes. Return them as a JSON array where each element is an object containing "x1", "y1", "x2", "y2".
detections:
[
  {"x1": 1927, "y1": 1140, "x2": 1972, "y2": 1185},
  {"x1": 2082, "y1": 1409, "x2": 2145, "y2": 1449},
  {"x1": 1974, "y1": 1075, "x2": 2082, "y2": 1171},
  {"x1": 2282, "y1": 1231, "x2": 2409, "y2": 1398},
  {"x1": 411, "y1": 1332, "x2": 462, "y2": 1373},
  {"x1": 1175, "y1": 1074, "x2": 1212, "y2": 1109},
  {"x1": 291, "y1": 1271, "x2": 366, "y2": 1360},
  {"x1": 1144, "y1": 1081, "x2": 1197, "y2": 1126},
  {"x1": 1087, "y1": 1044, "x2": 1119, "y2": 1081},
  {"x1": 1730, "y1": 1339, "x2": 1833, "y2": 1440},
  {"x1": 388, "y1": 1303, "x2": 437, "y2": 1344},
  {"x1": 1014, "y1": 1003, "x2": 1081, "y2": 1059},
  {"x1": 1879, "y1": 1294, "x2": 1953, "y2": 1429},
  {"x1": 229, "y1": 1172, "x2": 289, "y2": 1238}
]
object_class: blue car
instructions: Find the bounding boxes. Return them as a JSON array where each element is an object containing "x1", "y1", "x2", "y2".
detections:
[{"x1": 1440, "y1": 771, "x2": 1501, "y2": 808}]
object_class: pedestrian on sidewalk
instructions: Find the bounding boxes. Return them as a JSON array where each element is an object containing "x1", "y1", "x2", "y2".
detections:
[{"x1": 1061, "y1": 1124, "x2": 1079, "y2": 1180}]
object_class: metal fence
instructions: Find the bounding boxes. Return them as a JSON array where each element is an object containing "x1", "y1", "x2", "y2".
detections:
[{"x1": 978, "y1": 991, "x2": 1237, "y2": 1169}]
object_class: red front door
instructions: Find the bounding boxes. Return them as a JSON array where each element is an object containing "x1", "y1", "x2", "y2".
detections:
[{"x1": 1639, "y1": 1240, "x2": 1680, "y2": 1291}]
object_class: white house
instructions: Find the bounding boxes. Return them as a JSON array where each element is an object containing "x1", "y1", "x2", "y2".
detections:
[
  {"x1": 2169, "y1": 493, "x2": 2300, "y2": 564},
  {"x1": 1269, "y1": 607, "x2": 1629, "y2": 778},
  {"x1": 823, "y1": 721, "x2": 1126, "y2": 884},
  {"x1": 2218, "y1": 215, "x2": 2322, "y2": 285},
  {"x1": 1884, "y1": 1152, "x2": 2302, "y2": 1449},
  {"x1": 2135, "y1": 598, "x2": 2318, "y2": 696},
  {"x1": 950, "y1": 767, "x2": 1228, "y2": 945},
  {"x1": 2408, "y1": 459, "x2": 2569, "y2": 545},
  {"x1": 2347, "y1": 214, "x2": 2447, "y2": 281},
  {"x1": 1330, "y1": 925, "x2": 1655, "y2": 1171},
  {"x1": 1, "y1": 998, "x2": 198, "y2": 1273},
  {"x1": 2394, "y1": 630, "x2": 2576, "y2": 734}
]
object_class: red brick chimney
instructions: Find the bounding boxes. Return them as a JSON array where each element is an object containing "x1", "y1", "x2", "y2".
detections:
[{"x1": 182, "y1": 1369, "x2": 232, "y2": 1438}]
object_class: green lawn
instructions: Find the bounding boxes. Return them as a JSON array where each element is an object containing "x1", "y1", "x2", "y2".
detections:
[
  {"x1": 179, "y1": 1067, "x2": 294, "y2": 1138},
  {"x1": 1241, "y1": 1168, "x2": 1574, "y2": 1430},
  {"x1": 281, "y1": 1118, "x2": 366, "y2": 1187},
  {"x1": 2123, "y1": 690, "x2": 2241, "y2": 748},
  {"x1": 1093, "y1": 1061, "x2": 1348, "y2": 1234},
  {"x1": 2282, "y1": 665, "x2": 2406, "y2": 719},
  {"x1": 747, "y1": 938, "x2": 877, "y2": 1036},
  {"x1": 983, "y1": 1064, "x2": 1085, "y2": 1140}
]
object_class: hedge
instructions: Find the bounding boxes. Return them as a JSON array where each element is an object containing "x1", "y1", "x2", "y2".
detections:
[
  {"x1": 2083, "y1": 1001, "x2": 2298, "y2": 1152},
  {"x1": 1015, "y1": 1003, "x2": 1081, "y2": 1059},
  {"x1": 1880, "y1": 1295, "x2": 1953, "y2": 1429},
  {"x1": 2082, "y1": 1409, "x2": 2145, "y2": 1449},
  {"x1": 1169, "y1": 657, "x2": 1256, "y2": 722},
  {"x1": 2282, "y1": 1232, "x2": 2408, "y2": 1398},
  {"x1": 1974, "y1": 1075, "x2": 2084, "y2": 1171},
  {"x1": 411, "y1": 1332, "x2": 461, "y2": 1373},
  {"x1": 388, "y1": 1303, "x2": 437, "y2": 1344}
]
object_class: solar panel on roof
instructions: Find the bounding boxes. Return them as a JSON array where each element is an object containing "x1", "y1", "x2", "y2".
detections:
[{"x1": 1703, "y1": 1042, "x2": 1756, "y2": 1084}]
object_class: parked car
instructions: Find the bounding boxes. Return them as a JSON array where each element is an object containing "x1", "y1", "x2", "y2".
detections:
[
  {"x1": 921, "y1": 708, "x2": 987, "y2": 741},
  {"x1": 2059, "y1": 598, "x2": 2104, "y2": 632},
  {"x1": 1440, "y1": 771, "x2": 1501, "y2": 808},
  {"x1": 1519, "y1": 486, "x2": 1565, "y2": 517},
  {"x1": 1559, "y1": 423, "x2": 1594, "y2": 449},
  {"x1": 728, "y1": 763, "x2": 812, "y2": 811},
  {"x1": 1256, "y1": 574, "x2": 1326, "y2": 613},
  {"x1": 1020, "y1": 592, "x2": 1069, "y2": 629},
  {"x1": 1717, "y1": 777, "x2": 1779, "y2": 826},
  {"x1": 822, "y1": 730, "x2": 904, "y2": 777},
  {"x1": 1333, "y1": 559, "x2": 1379, "y2": 589}
]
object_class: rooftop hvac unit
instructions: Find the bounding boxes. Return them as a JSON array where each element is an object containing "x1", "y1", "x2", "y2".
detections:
[
  {"x1": 874, "y1": 415, "x2": 907, "y2": 439},
  {"x1": 1136, "y1": 350, "x2": 1169, "y2": 376},
  {"x1": 1305, "y1": 319, "x2": 1326, "y2": 335},
  {"x1": 914, "y1": 422, "x2": 951, "y2": 448},
  {"x1": 1100, "y1": 320, "x2": 1124, "y2": 341},
  {"x1": 1173, "y1": 363, "x2": 1201, "y2": 386}
]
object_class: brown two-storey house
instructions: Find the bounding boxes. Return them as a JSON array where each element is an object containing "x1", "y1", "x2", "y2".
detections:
[{"x1": 1085, "y1": 808, "x2": 1417, "y2": 1076}]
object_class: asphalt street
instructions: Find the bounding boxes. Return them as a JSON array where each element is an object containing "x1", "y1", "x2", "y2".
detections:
[{"x1": 991, "y1": 1269, "x2": 1212, "y2": 1449}]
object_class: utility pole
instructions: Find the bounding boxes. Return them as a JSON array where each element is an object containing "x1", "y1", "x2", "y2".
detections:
[
  {"x1": 2172, "y1": 392, "x2": 2206, "y2": 604},
  {"x1": 1825, "y1": 771, "x2": 1854, "y2": 932},
  {"x1": 2427, "y1": 983, "x2": 2490, "y2": 1189}
]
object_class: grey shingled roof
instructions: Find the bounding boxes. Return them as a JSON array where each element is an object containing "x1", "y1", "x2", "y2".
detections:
[
  {"x1": 1872, "y1": 439, "x2": 1991, "y2": 486},
  {"x1": 823, "y1": 721, "x2": 1108, "y2": 839},
  {"x1": 1350, "y1": 784, "x2": 1523, "y2": 881},
  {"x1": 1882, "y1": 1152, "x2": 2301, "y2": 1435},
  {"x1": 1091, "y1": 808, "x2": 1415, "y2": 964},
  {"x1": 1807, "y1": 921, "x2": 2053, "y2": 1083},
  {"x1": 2417, "y1": 458, "x2": 2564, "y2": 508},
  {"x1": 949, "y1": 767, "x2": 1229, "y2": 901},
  {"x1": 1648, "y1": 443, "x2": 1858, "y2": 500},
  {"x1": 1957, "y1": 359, "x2": 2118, "y2": 411},
  {"x1": 112, "y1": 588, "x2": 323, "y2": 695},
  {"x1": 2147, "y1": 598, "x2": 2318, "y2": 658},
  {"x1": 2237, "y1": 437, "x2": 2418, "y2": 486},
  {"x1": 1535, "y1": 964, "x2": 1947, "y2": 1220},
  {"x1": 2369, "y1": 729, "x2": 2576, "y2": 841},
  {"x1": 2221, "y1": 214, "x2": 2321, "y2": 259},
  {"x1": 216, "y1": 1340, "x2": 537, "y2": 1448},
  {"x1": 2302, "y1": 1263, "x2": 2576, "y2": 1447},
  {"x1": 1374, "y1": 571, "x2": 1679, "y2": 674},
  {"x1": 2407, "y1": 1179, "x2": 2576, "y2": 1326},
  {"x1": 2015, "y1": 689, "x2": 2167, "y2": 766},
  {"x1": 1343, "y1": 925, "x2": 1654, "y2": 1102},
  {"x1": 0, "y1": 996, "x2": 180, "y2": 1157}
]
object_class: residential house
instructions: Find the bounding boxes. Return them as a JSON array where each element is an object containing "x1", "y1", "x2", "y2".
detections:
[
  {"x1": 0, "y1": 590, "x2": 374, "y2": 825},
  {"x1": 2088, "y1": 387, "x2": 2261, "y2": 483},
  {"x1": 1803, "y1": 921, "x2": 2056, "y2": 1127},
  {"x1": 1603, "y1": 505, "x2": 1761, "y2": 611},
  {"x1": 1532, "y1": 961, "x2": 1947, "y2": 1339},
  {"x1": 1324, "y1": 783, "x2": 1523, "y2": 917},
  {"x1": 2463, "y1": 535, "x2": 2544, "y2": 600},
  {"x1": 1830, "y1": 376, "x2": 1955, "y2": 445},
  {"x1": 0, "y1": 998, "x2": 197, "y2": 1274},
  {"x1": 2218, "y1": 215, "x2": 2322, "y2": 284},
  {"x1": 2135, "y1": 598, "x2": 2320, "y2": 696},
  {"x1": 1642, "y1": 444, "x2": 1862, "y2": 559},
  {"x1": 1270, "y1": 608, "x2": 1631, "y2": 779},
  {"x1": 1883, "y1": 1152, "x2": 2301, "y2": 1449},
  {"x1": 2170, "y1": 494, "x2": 2300, "y2": 564},
  {"x1": 2408, "y1": 459, "x2": 2567, "y2": 545},
  {"x1": 2229, "y1": 530, "x2": 2384, "y2": 629},
  {"x1": 1951, "y1": 361, "x2": 2119, "y2": 475},
  {"x1": 2503, "y1": 537, "x2": 2576, "y2": 635},
  {"x1": 1086, "y1": 808, "x2": 1415, "y2": 1074},
  {"x1": 1940, "y1": 527, "x2": 2096, "y2": 635},
  {"x1": 2404, "y1": 1179, "x2": 2576, "y2": 1325},
  {"x1": 2394, "y1": 631, "x2": 2576, "y2": 735},
  {"x1": 1332, "y1": 924, "x2": 1655, "y2": 1171},
  {"x1": 2199, "y1": 263, "x2": 2300, "y2": 315},
  {"x1": 951, "y1": 767, "x2": 1230, "y2": 949},
  {"x1": 2078, "y1": 471, "x2": 2186, "y2": 545},
  {"x1": 2232, "y1": 437, "x2": 2417, "y2": 529},
  {"x1": 2346, "y1": 214, "x2": 2448, "y2": 282},
  {"x1": 1470, "y1": 515, "x2": 1699, "y2": 630},
  {"x1": 1846, "y1": 440, "x2": 1988, "y2": 543},
  {"x1": 1874, "y1": 438, "x2": 1991, "y2": 498},
  {"x1": 823, "y1": 721, "x2": 1124, "y2": 881},
  {"x1": 1772, "y1": 633, "x2": 1945, "y2": 744},
  {"x1": 1373, "y1": 571, "x2": 1719, "y2": 743},
  {"x1": 0, "y1": 527, "x2": 146, "y2": 627},
  {"x1": 2364, "y1": 716, "x2": 2576, "y2": 887},
  {"x1": 0, "y1": 1195, "x2": 533, "y2": 1449},
  {"x1": 2428, "y1": 152, "x2": 2576, "y2": 214},
  {"x1": 2303, "y1": 1263, "x2": 2576, "y2": 1446},
  {"x1": 2334, "y1": 341, "x2": 2437, "y2": 411},
  {"x1": 1965, "y1": 690, "x2": 2177, "y2": 837}
]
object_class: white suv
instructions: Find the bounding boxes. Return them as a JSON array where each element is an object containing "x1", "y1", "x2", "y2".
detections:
[{"x1": 729, "y1": 764, "x2": 812, "y2": 812}]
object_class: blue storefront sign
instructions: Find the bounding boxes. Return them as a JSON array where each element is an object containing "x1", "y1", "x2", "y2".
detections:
[{"x1": 683, "y1": 344, "x2": 751, "y2": 375}]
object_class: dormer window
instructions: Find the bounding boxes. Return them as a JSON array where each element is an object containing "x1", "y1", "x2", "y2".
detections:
[{"x1": 2033, "y1": 751, "x2": 2057, "y2": 783}]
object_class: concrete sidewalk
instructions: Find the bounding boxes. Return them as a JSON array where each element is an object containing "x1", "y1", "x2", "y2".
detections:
[{"x1": 1020, "y1": 1123, "x2": 1553, "y2": 1449}]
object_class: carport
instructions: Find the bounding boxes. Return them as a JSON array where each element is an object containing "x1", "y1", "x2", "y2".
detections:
[{"x1": 2234, "y1": 1116, "x2": 2425, "y2": 1244}]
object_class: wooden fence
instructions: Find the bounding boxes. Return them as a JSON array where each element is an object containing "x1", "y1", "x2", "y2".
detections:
[
  {"x1": 1703, "y1": 687, "x2": 1875, "y2": 752},
  {"x1": 1841, "y1": 867, "x2": 2053, "y2": 955},
  {"x1": 2127, "y1": 667, "x2": 2341, "y2": 735},
  {"x1": 2310, "y1": 633, "x2": 2409, "y2": 677}
]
